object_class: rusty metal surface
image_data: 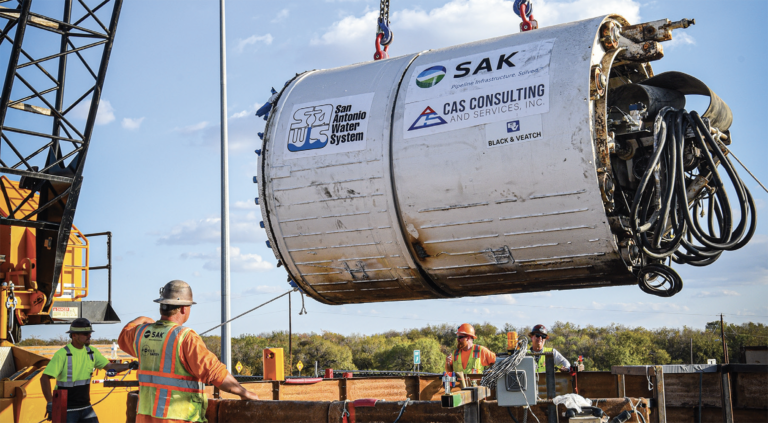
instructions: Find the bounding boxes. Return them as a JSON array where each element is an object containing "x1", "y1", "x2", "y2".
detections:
[
  {"x1": 328, "y1": 400, "x2": 464, "y2": 423},
  {"x1": 663, "y1": 373, "x2": 722, "y2": 407},
  {"x1": 218, "y1": 399, "x2": 330, "y2": 423},
  {"x1": 280, "y1": 379, "x2": 341, "y2": 401},
  {"x1": 346, "y1": 377, "x2": 415, "y2": 401},
  {"x1": 735, "y1": 372, "x2": 768, "y2": 409}
]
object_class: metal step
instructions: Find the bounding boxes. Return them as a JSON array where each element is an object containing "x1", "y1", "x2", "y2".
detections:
[{"x1": 50, "y1": 300, "x2": 120, "y2": 324}]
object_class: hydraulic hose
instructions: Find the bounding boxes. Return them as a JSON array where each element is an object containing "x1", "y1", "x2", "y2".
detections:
[{"x1": 630, "y1": 108, "x2": 756, "y2": 296}]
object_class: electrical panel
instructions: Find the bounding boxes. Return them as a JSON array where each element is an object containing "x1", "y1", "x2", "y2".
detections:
[{"x1": 496, "y1": 356, "x2": 537, "y2": 407}]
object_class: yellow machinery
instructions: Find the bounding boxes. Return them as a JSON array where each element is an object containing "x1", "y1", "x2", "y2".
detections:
[
  {"x1": 0, "y1": 344, "x2": 138, "y2": 422},
  {"x1": 0, "y1": 177, "x2": 117, "y2": 345}
]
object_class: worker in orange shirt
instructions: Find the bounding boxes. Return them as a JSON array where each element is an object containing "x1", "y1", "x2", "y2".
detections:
[
  {"x1": 119, "y1": 280, "x2": 258, "y2": 423},
  {"x1": 444, "y1": 323, "x2": 496, "y2": 374}
]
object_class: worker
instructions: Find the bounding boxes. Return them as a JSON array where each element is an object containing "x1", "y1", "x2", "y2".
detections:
[
  {"x1": 40, "y1": 317, "x2": 132, "y2": 422},
  {"x1": 444, "y1": 323, "x2": 497, "y2": 374},
  {"x1": 118, "y1": 280, "x2": 259, "y2": 423},
  {"x1": 528, "y1": 324, "x2": 571, "y2": 373}
]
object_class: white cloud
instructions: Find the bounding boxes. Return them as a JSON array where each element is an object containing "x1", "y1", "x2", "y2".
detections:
[
  {"x1": 236, "y1": 34, "x2": 273, "y2": 53},
  {"x1": 175, "y1": 121, "x2": 209, "y2": 135},
  {"x1": 665, "y1": 32, "x2": 696, "y2": 49},
  {"x1": 693, "y1": 290, "x2": 741, "y2": 298},
  {"x1": 181, "y1": 246, "x2": 273, "y2": 272},
  {"x1": 71, "y1": 99, "x2": 115, "y2": 125},
  {"x1": 310, "y1": 0, "x2": 641, "y2": 60},
  {"x1": 156, "y1": 212, "x2": 267, "y2": 245},
  {"x1": 272, "y1": 9, "x2": 289, "y2": 23},
  {"x1": 121, "y1": 117, "x2": 145, "y2": 130},
  {"x1": 466, "y1": 294, "x2": 517, "y2": 304}
]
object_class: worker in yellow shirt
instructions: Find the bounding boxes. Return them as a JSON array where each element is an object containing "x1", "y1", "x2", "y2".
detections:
[
  {"x1": 444, "y1": 323, "x2": 496, "y2": 374},
  {"x1": 40, "y1": 318, "x2": 132, "y2": 422}
]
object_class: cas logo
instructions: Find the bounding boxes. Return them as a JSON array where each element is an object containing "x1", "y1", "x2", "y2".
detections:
[{"x1": 415, "y1": 66, "x2": 447, "y2": 88}]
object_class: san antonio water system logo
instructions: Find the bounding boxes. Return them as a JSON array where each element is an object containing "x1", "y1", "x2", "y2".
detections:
[
  {"x1": 287, "y1": 104, "x2": 333, "y2": 152},
  {"x1": 415, "y1": 66, "x2": 446, "y2": 88}
]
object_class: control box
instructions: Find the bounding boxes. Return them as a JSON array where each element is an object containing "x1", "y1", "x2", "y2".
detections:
[{"x1": 496, "y1": 356, "x2": 537, "y2": 407}]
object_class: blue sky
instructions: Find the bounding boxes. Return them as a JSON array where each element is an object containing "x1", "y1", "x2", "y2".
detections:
[{"x1": 14, "y1": 0, "x2": 767, "y2": 342}]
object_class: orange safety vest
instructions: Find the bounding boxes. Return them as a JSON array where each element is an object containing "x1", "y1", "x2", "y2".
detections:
[
  {"x1": 135, "y1": 321, "x2": 207, "y2": 422},
  {"x1": 453, "y1": 345, "x2": 485, "y2": 374}
]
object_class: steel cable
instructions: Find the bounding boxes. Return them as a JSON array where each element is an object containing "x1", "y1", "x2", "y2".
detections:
[{"x1": 480, "y1": 337, "x2": 528, "y2": 391}]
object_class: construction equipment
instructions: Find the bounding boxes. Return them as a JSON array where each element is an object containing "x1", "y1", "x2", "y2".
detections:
[
  {"x1": 255, "y1": 14, "x2": 755, "y2": 304},
  {"x1": 0, "y1": 0, "x2": 122, "y2": 345}
]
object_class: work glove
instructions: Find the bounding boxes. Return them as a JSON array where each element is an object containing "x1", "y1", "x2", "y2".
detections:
[
  {"x1": 129, "y1": 361, "x2": 139, "y2": 370},
  {"x1": 45, "y1": 402, "x2": 52, "y2": 421}
]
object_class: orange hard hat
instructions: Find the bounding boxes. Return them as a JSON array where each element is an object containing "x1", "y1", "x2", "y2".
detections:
[{"x1": 457, "y1": 323, "x2": 476, "y2": 339}]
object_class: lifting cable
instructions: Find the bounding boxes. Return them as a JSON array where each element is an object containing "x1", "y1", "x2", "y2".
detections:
[
  {"x1": 199, "y1": 288, "x2": 297, "y2": 336},
  {"x1": 373, "y1": 0, "x2": 392, "y2": 60},
  {"x1": 630, "y1": 108, "x2": 756, "y2": 296}
]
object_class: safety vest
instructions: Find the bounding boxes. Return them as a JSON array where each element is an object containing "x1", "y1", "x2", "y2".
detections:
[
  {"x1": 528, "y1": 347, "x2": 553, "y2": 373},
  {"x1": 453, "y1": 345, "x2": 484, "y2": 374},
  {"x1": 56, "y1": 345, "x2": 95, "y2": 387},
  {"x1": 135, "y1": 321, "x2": 207, "y2": 422}
]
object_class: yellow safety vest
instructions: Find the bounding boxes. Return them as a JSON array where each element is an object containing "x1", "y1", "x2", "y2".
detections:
[
  {"x1": 135, "y1": 321, "x2": 207, "y2": 422},
  {"x1": 453, "y1": 345, "x2": 485, "y2": 374},
  {"x1": 528, "y1": 346, "x2": 553, "y2": 373}
]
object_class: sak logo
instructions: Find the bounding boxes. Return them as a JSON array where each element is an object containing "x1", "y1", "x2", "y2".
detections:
[
  {"x1": 143, "y1": 330, "x2": 151, "y2": 339},
  {"x1": 408, "y1": 106, "x2": 447, "y2": 131},
  {"x1": 507, "y1": 120, "x2": 520, "y2": 133},
  {"x1": 416, "y1": 66, "x2": 447, "y2": 88},
  {"x1": 454, "y1": 51, "x2": 518, "y2": 78},
  {"x1": 287, "y1": 104, "x2": 333, "y2": 152}
]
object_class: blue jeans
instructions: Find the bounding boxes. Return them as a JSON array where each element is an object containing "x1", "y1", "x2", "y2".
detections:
[{"x1": 66, "y1": 406, "x2": 99, "y2": 423}]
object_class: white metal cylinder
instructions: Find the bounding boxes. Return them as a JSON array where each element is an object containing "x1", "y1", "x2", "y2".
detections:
[{"x1": 259, "y1": 15, "x2": 640, "y2": 305}]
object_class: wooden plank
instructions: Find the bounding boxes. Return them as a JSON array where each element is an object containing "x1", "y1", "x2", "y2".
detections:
[
  {"x1": 721, "y1": 372, "x2": 734, "y2": 423},
  {"x1": 653, "y1": 366, "x2": 667, "y2": 423},
  {"x1": 617, "y1": 374, "x2": 626, "y2": 397}
]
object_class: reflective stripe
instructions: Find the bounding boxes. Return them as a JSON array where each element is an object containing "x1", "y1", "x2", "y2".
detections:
[
  {"x1": 154, "y1": 388, "x2": 169, "y2": 418},
  {"x1": 56, "y1": 379, "x2": 91, "y2": 387},
  {"x1": 135, "y1": 323, "x2": 151, "y2": 355},
  {"x1": 161, "y1": 326, "x2": 183, "y2": 373},
  {"x1": 64, "y1": 346, "x2": 73, "y2": 384},
  {"x1": 138, "y1": 373, "x2": 205, "y2": 391}
]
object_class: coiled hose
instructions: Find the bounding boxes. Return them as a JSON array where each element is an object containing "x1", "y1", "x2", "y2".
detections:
[{"x1": 630, "y1": 108, "x2": 756, "y2": 296}]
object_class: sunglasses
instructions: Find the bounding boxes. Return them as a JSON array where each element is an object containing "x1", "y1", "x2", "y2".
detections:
[
  {"x1": 532, "y1": 334, "x2": 547, "y2": 339},
  {"x1": 458, "y1": 335, "x2": 471, "y2": 340}
]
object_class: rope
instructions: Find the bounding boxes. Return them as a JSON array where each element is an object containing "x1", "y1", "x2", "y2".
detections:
[
  {"x1": 725, "y1": 146, "x2": 768, "y2": 194},
  {"x1": 199, "y1": 289, "x2": 296, "y2": 336},
  {"x1": 299, "y1": 290, "x2": 307, "y2": 315}
]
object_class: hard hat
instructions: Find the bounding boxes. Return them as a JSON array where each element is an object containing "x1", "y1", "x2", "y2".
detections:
[
  {"x1": 457, "y1": 323, "x2": 476, "y2": 339},
  {"x1": 154, "y1": 280, "x2": 197, "y2": 306},
  {"x1": 66, "y1": 318, "x2": 94, "y2": 334},
  {"x1": 529, "y1": 324, "x2": 548, "y2": 339}
]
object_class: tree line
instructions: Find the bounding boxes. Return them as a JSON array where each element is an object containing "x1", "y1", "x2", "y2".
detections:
[{"x1": 18, "y1": 321, "x2": 767, "y2": 376}]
